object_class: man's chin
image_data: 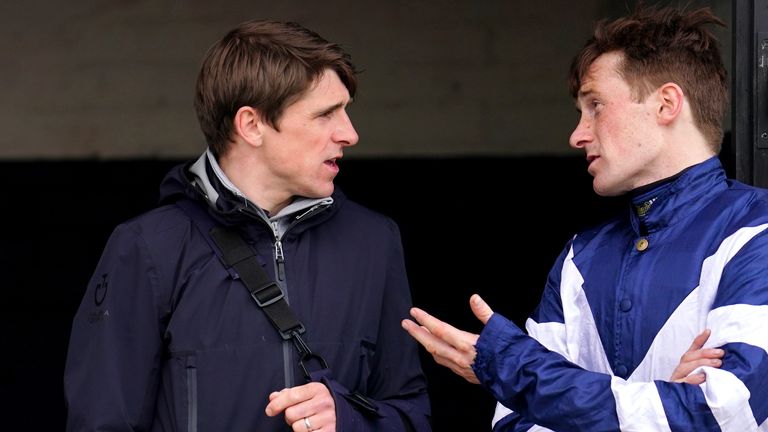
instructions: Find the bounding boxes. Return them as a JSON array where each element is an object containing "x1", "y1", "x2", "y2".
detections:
[
  {"x1": 304, "y1": 183, "x2": 335, "y2": 198},
  {"x1": 592, "y1": 181, "x2": 624, "y2": 197}
]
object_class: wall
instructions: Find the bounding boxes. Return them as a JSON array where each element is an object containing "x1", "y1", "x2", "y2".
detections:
[{"x1": 2, "y1": 0, "x2": 609, "y2": 158}]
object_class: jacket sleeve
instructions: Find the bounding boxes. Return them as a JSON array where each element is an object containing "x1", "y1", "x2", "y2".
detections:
[
  {"x1": 64, "y1": 222, "x2": 167, "y2": 431},
  {"x1": 490, "y1": 243, "x2": 570, "y2": 432},
  {"x1": 476, "y1": 229, "x2": 768, "y2": 432},
  {"x1": 323, "y1": 219, "x2": 431, "y2": 432},
  {"x1": 492, "y1": 403, "x2": 554, "y2": 432}
]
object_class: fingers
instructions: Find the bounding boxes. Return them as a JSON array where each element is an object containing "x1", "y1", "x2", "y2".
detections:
[
  {"x1": 402, "y1": 310, "x2": 481, "y2": 385},
  {"x1": 686, "y1": 328, "x2": 711, "y2": 351},
  {"x1": 402, "y1": 318, "x2": 453, "y2": 361},
  {"x1": 264, "y1": 382, "x2": 335, "y2": 429},
  {"x1": 401, "y1": 296, "x2": 494, "y2": 385},
  {"x1": 405, "y1": 307, "x2": 478, "y2": 353},
  {"x1": 470, "y1": 294, "x2": 494, "y2": 324},
  {"x1": 670, "y1": 356, "x2": 723, "y2": 381},
  {"x1": 675, "y1": 372, "x2": 706, "y2": 385},
  {"x1": 678, "y1": 328, "x2": 724, "y2": 365},
  {"x1": 679, "y1": 348, "x2": 724, "y2": 364},
  {"x1": 401, "y1": 318, "x2": 431, "y2": 344},
  {"x1": 290, "y1": 411, "x2": 335, "y2": 432},
  {"x1": 669, "y1": 328, "x2": 725, "y2": 382},
  {"x1": 402, "y1": 318, "x2": 477, "y2": 362}
]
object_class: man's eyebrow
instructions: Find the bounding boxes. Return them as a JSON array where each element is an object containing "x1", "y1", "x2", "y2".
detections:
[
  {"x1": 577, "y1": 89, "x2": 594, "y2": 99},
  {"x1": 574, "y1": 89, "x2": 594, "y2": 110},
  {"x1": 313, "y1": 101, "x2": 346, "y2": 116}
]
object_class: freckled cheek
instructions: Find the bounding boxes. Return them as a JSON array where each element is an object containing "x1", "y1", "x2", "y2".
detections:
[
  {"x1": 600, "y1": 120, "x2": 641, "y2": 154},
  {"x1": 621, "y1": 127, "x2": 645, "y2": 149}
]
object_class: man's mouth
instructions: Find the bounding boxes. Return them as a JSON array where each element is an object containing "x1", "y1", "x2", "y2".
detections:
[{"x1": 325, "y1": 156, "x2": 341, "y2": 170}]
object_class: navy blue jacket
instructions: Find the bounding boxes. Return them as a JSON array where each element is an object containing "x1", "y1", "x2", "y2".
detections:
[{"x1": 64, "y1": 159, "x2": 431, "y2": 431}]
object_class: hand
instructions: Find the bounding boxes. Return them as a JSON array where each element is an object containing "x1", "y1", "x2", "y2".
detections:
[
  {"x1": 265, "y1": 382, "x2": 336, "y2": 431},
  {"x1": 670, "y1": 328, "x2": 724, "y2": 385},
  {"x1": 402, "y1": 294, "x2": 494, "y2": 384}
]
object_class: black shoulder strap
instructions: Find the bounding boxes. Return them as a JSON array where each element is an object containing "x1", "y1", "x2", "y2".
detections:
[
  {"x1": 176, "y1": 199, "x2": 327, "y2": 378},
  {"x1": 176, "y1": 199, "x2": 379, "y2": 416},
  {"x1": 209, "y1": 226, "x2": 306, "y2": 339}
]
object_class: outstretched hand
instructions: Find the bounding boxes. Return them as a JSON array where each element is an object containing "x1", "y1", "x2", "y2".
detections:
[{"x1": 402, "y1": 294, "x2": 494, "y2": 384}]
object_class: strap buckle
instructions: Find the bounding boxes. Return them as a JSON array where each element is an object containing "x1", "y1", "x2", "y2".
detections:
[
  {"x1": 279, "y1": 322, "x2": 306, "y2": 340},
  {"x1": 250, "y1": 281, "x2": 284, "y2": 307},
  {"x1": 292, "y1": 331, "x2": 329, "y2": 380}
]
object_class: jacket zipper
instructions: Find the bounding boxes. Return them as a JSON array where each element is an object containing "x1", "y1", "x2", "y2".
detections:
[
  {"x1": 243, "y1": 202, "x2": 331, "y2": 389},
  {"x1": 186, "y1": 356, "x2": 198, "y2": 432},
  {"x1": 270, "y1": 203, "x2": 324, "y2": 281},
  {"x1": 268, "y1": 222, "x2": 294, "y2": 388},
  {"x1": 269, "y1": 201, "x2": 328, "y2": 285},
  {"x1": 274, "y1": 236, "x2": 286, "y2": 282}
]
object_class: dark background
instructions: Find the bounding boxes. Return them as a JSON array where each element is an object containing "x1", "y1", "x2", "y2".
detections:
[{"x1": 1, "y1": 155, "x2": 641, "y2": 431}]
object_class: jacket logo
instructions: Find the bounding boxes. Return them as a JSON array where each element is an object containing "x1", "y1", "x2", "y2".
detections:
[
  {"x1": 634, "y1": 197, "x2": 658, "y2": 217},
  {"x1": 94, "y1": 273, "x2": 108, "y2": 306}
]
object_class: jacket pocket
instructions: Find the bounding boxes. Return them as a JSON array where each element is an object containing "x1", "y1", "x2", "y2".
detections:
[
  {"x1": 159, "y1": 352, "x2": 199, "y2": 432},
  {"x1": 355, "y1": 339, "x2": 377, "y2": 393},
  {"x1": 185, "y1": 356, "x2": 198, "y2": 432}
]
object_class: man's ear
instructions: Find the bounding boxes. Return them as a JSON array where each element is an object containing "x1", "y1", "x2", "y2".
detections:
[
  {"x1": 656, "y1": 82, "x2": 684, "y2": 126},
  {"x1": 233, "y1": 106, "x2": 263, "y2": 147}
]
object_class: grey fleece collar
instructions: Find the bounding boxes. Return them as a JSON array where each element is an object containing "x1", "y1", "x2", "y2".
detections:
[{"x1": 188, "y1": 150, "x2": 333, "y2": 234}]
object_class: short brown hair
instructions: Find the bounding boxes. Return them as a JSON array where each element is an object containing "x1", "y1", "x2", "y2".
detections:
[
  {"x1": 568, "y1": 5, "x2": 727, "y2": 151},
  {"x1": 194, "y1": 20, "x2": 358, "y2": 156}
]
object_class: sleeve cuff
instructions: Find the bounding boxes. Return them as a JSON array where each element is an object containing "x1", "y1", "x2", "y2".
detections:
[{"x1": 473, "y1": 313, "x2": 526, "y2": 386}]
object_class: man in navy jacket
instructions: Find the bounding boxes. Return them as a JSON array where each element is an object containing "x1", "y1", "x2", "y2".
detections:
[{"x1": 65, "y1": 20, "x2": 430, "y2": 431}]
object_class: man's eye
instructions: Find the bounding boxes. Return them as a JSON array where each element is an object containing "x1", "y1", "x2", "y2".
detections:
[{"x1": 590, "y1": 101, "x2": 604, "y2": 114}]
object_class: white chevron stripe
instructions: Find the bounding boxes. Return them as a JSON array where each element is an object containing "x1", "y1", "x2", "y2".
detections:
[
  {"x1": 526, "y1": 425, "x2": 555, "y2": 431},
  {"x1": 697, "y1": 224, "x2": 768, "y2": 316},
  {"x1": 559, "y1": 245, "x2": 612, "y2": 374},
  {"x1": 611, "y1": 377, "x2": 671, "y2": 431},
  {"x1": 491, "y1": 403, "x2": 512, "y2": 428},
  {"x1": 706, "y1": 304, "x2": 768, "y2": 354},
  {"x1": 525, "y1": 321, "x2": 567, "y2": 357},
  {"x1": 491, "y1": 403, "x2": 555, "y2": 431},
  {"x1": 630, "y1": 287, "x2": 701, "y2": 382},
  {"x1": 696, "y1": 366, "x2": 758, "y2": 431}
]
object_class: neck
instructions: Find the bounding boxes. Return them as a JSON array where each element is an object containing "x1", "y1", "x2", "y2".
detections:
[
  {"x1": 217, "y1": 148, "x2": 292, "y2": 215},
  {"x1": 646, "y1": 121, "x2": 716, "y2": 186}
]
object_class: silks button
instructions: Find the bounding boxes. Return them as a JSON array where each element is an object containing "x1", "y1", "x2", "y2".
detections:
[
  {"x1": 620, "y1": 299, "x2": 632, "y2": 312},
  {"x1": 636, "y1": 238, "x2": 649, "y2": 251},
  {"x1": 615, "y1": 365, "x2": 629, "y2": 377}
]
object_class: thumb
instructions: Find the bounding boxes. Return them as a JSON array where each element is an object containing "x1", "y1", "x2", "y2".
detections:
[{"x1": 470, "y1": 294, "x2": 494, "y2": 325}]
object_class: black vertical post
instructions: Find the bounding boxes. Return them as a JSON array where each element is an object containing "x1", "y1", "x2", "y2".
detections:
[{"x1": 732, "y1": 0, "x2": 768, "y2": 187}]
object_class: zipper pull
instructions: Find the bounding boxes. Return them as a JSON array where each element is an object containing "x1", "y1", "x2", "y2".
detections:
[{"x1": 275, "y1": 239, "x2": 286, "y2": 281}]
